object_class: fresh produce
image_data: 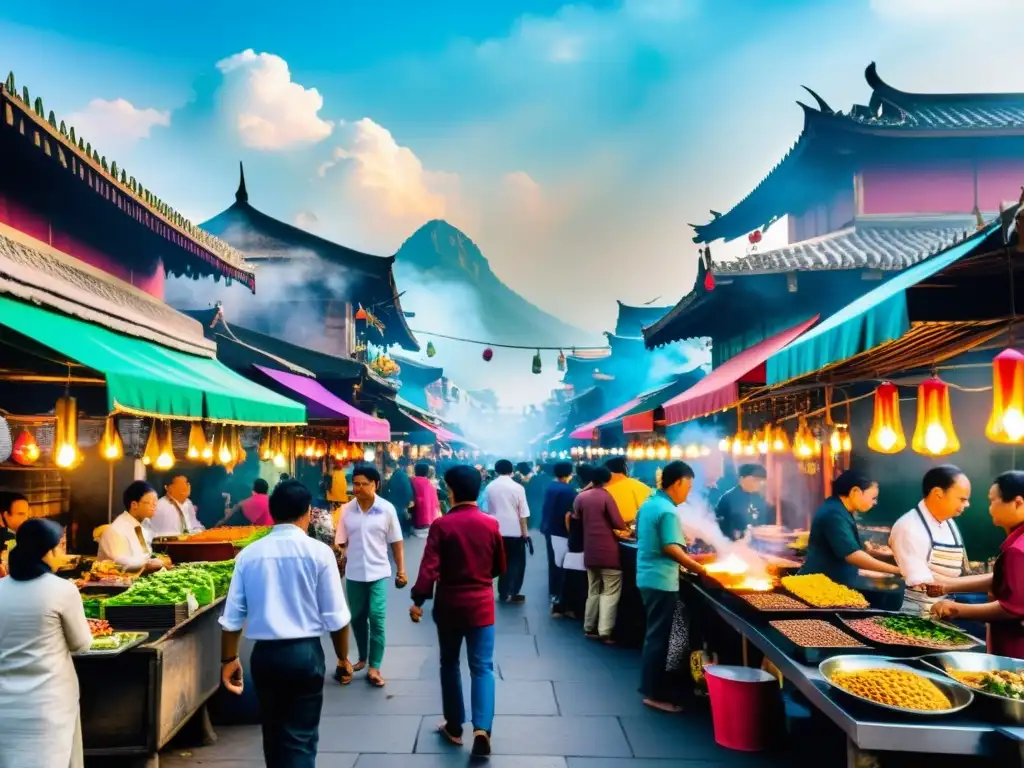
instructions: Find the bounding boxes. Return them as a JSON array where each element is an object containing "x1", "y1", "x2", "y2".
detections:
[
  {"x1": 177, "y1": 561, "x2": 235, "y2": 597},
  {"x1": 947, "y1": 669, "x2": 1024, "y2": 700},
  {"x1": 781, "y1": 574, "x2": 869, "y2": 609},
  {"x1": 87, "y1": 619, "x2": 112, "y2": 637},
  {"x1": 180, "y1": 526, "x2": 268, "y2": 544},
  {"x1": 769, "y1": 619, "x2": 865, "y2": 648},
  {"x1": 843, "y1": 616, "x2": 976, "y2": 650},
  {"x1": 236, "y1": 528, "x2": 271, "y2": 548},
  {"x1": 81, "y1": 596, "x2": 109, "y2": 619},
  {"x1": 89, "y1": 636, "x2": 122, "y2": 651},
  {"x1": 829, "y1": 668, "x2": 951, "y2": 711},
  {"x1": 742, "y1": 593, "x2": 809, "y2": 611}
]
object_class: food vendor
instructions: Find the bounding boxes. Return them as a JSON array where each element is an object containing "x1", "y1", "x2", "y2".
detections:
[
  {"x1": 151, "y1": 473, "x2": 205, "y2": 537},
  {"x1": 97, "y1": 481, "x2": 166, "y2": 572},
  {"x1": 714, "y1": 464, "x2": 768, "y2": 541},
  {"x1": 798, "y1": 470, "x2": 902, "y2": 585},
  {"x1": 932, "y1": 470, "x2": 1024, "y2": 657},
  {"x1": 888, "y1": 465, "x2": 970, "y2": 615}
]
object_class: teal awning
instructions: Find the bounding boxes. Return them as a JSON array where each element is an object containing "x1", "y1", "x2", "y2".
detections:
[
  {"x1": 766, "y1": 224, "x2": 998, "y2": 386},
  {"x1": 0, "y1": 295, "x2": 306, "y2": 425}
]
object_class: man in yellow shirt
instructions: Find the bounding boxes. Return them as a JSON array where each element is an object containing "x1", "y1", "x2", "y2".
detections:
[{"x1": 603, "y1": 457, "x2": 652, "y2": 524}]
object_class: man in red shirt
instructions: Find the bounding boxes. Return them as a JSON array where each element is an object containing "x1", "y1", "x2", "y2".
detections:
[{"x1": 410, "y1": 464, "x2": 506, "y2": 757}]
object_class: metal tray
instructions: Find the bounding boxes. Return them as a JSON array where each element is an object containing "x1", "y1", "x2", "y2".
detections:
[
  {"x1": 75, "y1": 632, "x2": 149, "y2": 657},
  {"x1": 839, "y1": 615, "x2": 983, "y2": 652},
  {"x1": 819, "y1": 654, "x2": 975, "y2": 716},
  {"x1": 923, "y1": 651, "x2": 1024, "y2": 725},
  {"x1": 763, "y1": 616, "x2": 875, "y2": 665}
]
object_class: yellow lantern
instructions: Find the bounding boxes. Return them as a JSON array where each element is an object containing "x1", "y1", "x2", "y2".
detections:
[
  {"x1": 683, "y1": 444, "x2": 699, "y2": 459},
  {"x1": 829, "y1": 424, "x2": 852, "y2": 456},
  {"x1": 234, "y1": 427, "x2": 247, "y2": 465},
  {"x1": 187, "y1": 423, "x2": 209, "y2": 461},
  {"x1": 756, "y1": 425, "x2": 771, "y2": 455},
  {"x1": 770, "y1": 426, "x2": 790, "y2": 454},
  {"x1": 53, "y1": 396, "x2": 80, "y2": 468},
  {"x1": 142, "y1": 420, "x2": 161, "y2": 466},
  {"x1": 99, "y1": 415, "x2": 123, "y2": 461},
  {"x1": 867, "y1": 382, "x2": 906, "y2": 454},
  {"x1": 155, "y1": 421, "x2": 175, "y2": 470},
  {"x1": 718, "y1": 435, "x2": 732, "y2": 453},
  {"x1": 258, "y1": 429, "x2": 272, "y2": 461},
  {"x1": 986, "y1": 349, "x2": 1024, "y2": 444},
  {"x1": 644, "y1": 444, "x2": 656, "y2": 460},
  {"x1": 670, "y1": 444, "x2": 683, "y2": 459},
  {"x1": 731, "y1": 431, "x2": 746, "y2": 457},
  {"x1": 655, "y1": 443, "x2": 668, "y2": 461},
  {"x1": 912, "y1": 377, "x2": 960, "y2": 457},
  {"x1": 215, "y1": 425, "x2": 234, "y2": 466},
  {"x1": 792, "y1": 416, "x2": 819, "y2": 460}
]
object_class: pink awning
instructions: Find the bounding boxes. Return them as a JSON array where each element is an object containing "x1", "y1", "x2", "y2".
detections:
[
  {"x1": 255, "y1": 365, "x2": 391, "y2": 442},
  {"x1": 662, "y1": 316, "x2": 819, "y2": 426},
  {"x1": 569, "y1": 395, "x2": 646, "y2": 440},
  {"x1": 405, "y1": 412, "x2": 476, "y2": 448}
]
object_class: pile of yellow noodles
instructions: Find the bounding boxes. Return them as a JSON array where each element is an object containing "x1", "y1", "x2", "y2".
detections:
[
  {"x1": 830, "y1": 669, "x2": 950, "y2": 711},
  {"x1": 781, "y1": 574, "x2": 869, "y2": 608}
]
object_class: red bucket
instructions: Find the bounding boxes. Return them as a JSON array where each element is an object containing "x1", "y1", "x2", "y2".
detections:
[{"x1": 703, "y1": 665, "x2": 782, "y2": 752}]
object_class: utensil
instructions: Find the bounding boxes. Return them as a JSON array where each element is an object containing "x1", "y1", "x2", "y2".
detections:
[
  {"x1": 922, "y1": 651, "x2": 1024, "y2": 725},
  {"x1": 817, "y1": 654, "x2": 974, "y2": 716}
]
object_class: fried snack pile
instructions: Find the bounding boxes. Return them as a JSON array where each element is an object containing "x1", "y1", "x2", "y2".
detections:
[
  {"x1": 830, "y1": 668, "x2": 951, "y2": 711},
  {"x1": 781, "y1": 574, "x2": 869, "y2": 608}
]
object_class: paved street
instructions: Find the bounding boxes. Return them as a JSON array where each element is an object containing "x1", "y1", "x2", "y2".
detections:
[{"x1": 161, "y1": 536, "x2": 792, "y2": 767}]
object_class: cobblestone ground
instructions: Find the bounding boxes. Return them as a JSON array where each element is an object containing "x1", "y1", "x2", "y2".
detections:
[{"x1": 159, "y1": 536, "x2": 794, "y2": 767}]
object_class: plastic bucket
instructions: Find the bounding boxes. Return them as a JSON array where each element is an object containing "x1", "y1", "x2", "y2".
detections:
[{"x1": 704, "y1": 665, "x2": 782, "y2": 752}]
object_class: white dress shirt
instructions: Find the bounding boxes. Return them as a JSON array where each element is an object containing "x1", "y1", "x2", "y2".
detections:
[
  {"x1": 484, "y1": 475, "x2": 530, "y2": 538},
  {"x1": 150, "y1": 496, "x2": 204, "y2": 537},
  {"x1": 97, "y1": 512, "x2": 153, "y2": 570},
  {"x1": 219, "y1": 524, "x2": 351, "y2": 640},
  {"x1": 889, "y1": 502, "x2": 961, "y2": 587},
  {"x1": 335, "y1": 495, "x2": 402, "y2": 583}
]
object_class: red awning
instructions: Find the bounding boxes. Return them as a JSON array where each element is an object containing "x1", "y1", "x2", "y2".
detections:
[
  {"x1": 569, "y1": 395, "x2": 646, "y2": 440},
  {"x1": 662, "y1": 316, "x2": 819, "y2": 426}
]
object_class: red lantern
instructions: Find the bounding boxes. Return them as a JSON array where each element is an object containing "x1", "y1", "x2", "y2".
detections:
[
  {"x1": 986, "y1": 349, "x2": 1024, "y2": 444},
  {"x1": 11, "y1": 429, "x2": 40, "y2": 466},
  {"x1": 354, "y1": 307, "x2": 368, "y2": 321},
  {"x1": 482, "y1": 348, "x2": 494, "y2": 362},
  {"x1": 748, "y1": 230, "x2": 763, "y2": 244},
  {"x1": 703, "y1": 270, "x2": 716, "y2": 291}
]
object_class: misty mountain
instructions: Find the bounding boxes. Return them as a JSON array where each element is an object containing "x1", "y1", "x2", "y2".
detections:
[{"x1": 394, "y1": 220, "x2": 594, "y2": 348}]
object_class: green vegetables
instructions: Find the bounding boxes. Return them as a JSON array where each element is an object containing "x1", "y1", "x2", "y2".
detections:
[
  {"x1": 82, "y1": 597, "x2": 108, "y2": 619},
  {"x1": 878, "y1": 615, "x2": 971, "y2": 645},
  {"x1": 236, "y1": 528, "x2": 271, "y2": 548},
  {"x1": 105, "y1": 560, "x2": 235, "y2": 608},
  {"x1": 177, "y1": 560, "x2": 235, "y2": 598}
]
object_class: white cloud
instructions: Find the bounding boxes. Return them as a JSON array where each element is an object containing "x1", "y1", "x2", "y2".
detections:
[
  {"x1": 215, "y1": 49, "x2": 333, "y2": 150},
  {"x1": 67, "y1": 98, "x2": 170, "y2": 148},
  {"x1": 869, "y1": 0, "x2": 1018, "y2": 22}
]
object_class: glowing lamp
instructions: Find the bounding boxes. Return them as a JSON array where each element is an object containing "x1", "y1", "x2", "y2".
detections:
[
  {"x1": 98, "y1": 415, "x2": 124, "y2": 461},
  {"x1": 718, "y1": 436, "x2": 732, "y2": 453},
  {"x1": 155, "y1": 421, "x2": 175, "y2": 471},
  {"x1": 756, "y1": 425, "x2": 771, "y2": 455},
  {"x1": 770, "y1": 426, "x2": 790, "y2": 454},
  {"x1": 187, "y1": 423, "x2": 209, "y2": 461},
  {"x1": 792, "y1": 416, "x2": 819, "y2": 460},
  {"x1": 867, "y1": 382, "x2": 906, "y2": 454},
  {"x1": 986, "y1": 349, "x2": 1024, "y2": 444},
  {"x1": 644, "y1": 444, "x2": 656, "y2": 460},
  {"x1": 304, "y1": 439, "x2": 316, "y2": 459},
  {"x1": 912, "y1": 377, "x2": 960, "y2": 457},
  {"x1": 655, "y1": 443, "x2": 668, "y2": 460},
  {"x1": 683, "y1": 444, "x2": 699, "y2": 459},
  {"x1": 215, "y1": 426, "x2": 234, "y2": 466},
  {"x1": 142, "y1": 421, "x2": 161, "y2": 466},
  {"x1": 11, "y1": 429, "x2": 40, "y2": 466},
  {"x1": 364, "y1": 447, "x2": 376, "y2": 462},
  {"x1": 670, "y1": 445, "x2": 683, "y2": 459},
  {"x1": 258, "y1": 430, "x2": 272, "y2": 461},
  {"x1": 731, "y1": 432, "x2": 746, "y2": 457},
  {"x1": 829, "y1": 424, "x2": 852, "y2": 456},
  {"x1": 53, "y1": 396, "x2": 80, "y2": 469},
  {"x1": 700, "y1": 445, "x2": 710, "y2": 456}
]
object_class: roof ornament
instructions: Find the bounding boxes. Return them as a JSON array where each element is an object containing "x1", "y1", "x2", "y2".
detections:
[
  {"x1": 235, "y1": 161, "x2": 249, "y2": 204},
  {"x1": 709, "y1": 210, "x2": 722, "y2": 220},
  {"x1": 801, "y1": 86, "x2": 834, "y2": 115},
  {"x1": 974, "y1": 205, "x2": 985, "y2": 231}
]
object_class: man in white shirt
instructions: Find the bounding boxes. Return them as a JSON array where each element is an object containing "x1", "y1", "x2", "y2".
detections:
[
  {"x1": 335, "y1": 465, "x2": 405, "y2": 688},
  {"x1": 889, "y1": 465, "x2": 971, "y2": 615},
  {"x1": 484, "y1": 459, "x2": 530, "y2": 604},
  {"x1": 97, "y1": 482, "x2": 165, "y2": 572},
  {"x1": 150, "y1": 474, "x2": 205, "y2": 537},
  {"x1": 219, "y1": 480, "x2": 352, "y2": 768}
]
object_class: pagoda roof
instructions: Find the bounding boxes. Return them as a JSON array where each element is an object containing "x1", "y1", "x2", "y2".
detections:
[
  {"x1": 0, "y1": 75, "x2": 255, "y2": 290},
  {"x1": 200, "y1": 164, "x2": 418, "y2": 350},
  {"x1": 392, "y1": 354, "x2": 443, "y2": 387},
  {"x1": 614, "y1": 300, "x2": 673, "y2": 338},
  {"x1": 692, "y1": 63, "x2": 1024, "y2": 245}
]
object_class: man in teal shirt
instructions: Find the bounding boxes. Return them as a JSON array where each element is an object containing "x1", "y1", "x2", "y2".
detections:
[{"x1": 635, "y1": 460, "x2": 706, "y2": 713}]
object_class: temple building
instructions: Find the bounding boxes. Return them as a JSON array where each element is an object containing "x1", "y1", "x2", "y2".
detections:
[
  {"x1": 645, "y1": 63, "x2": 1024, "y2": 361},
  {"x1": 199, "y1": 164, "x2": 419, "y2": 356}
]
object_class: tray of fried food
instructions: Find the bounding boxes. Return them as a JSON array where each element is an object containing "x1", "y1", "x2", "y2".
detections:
[
  {"x1": 819, "y1": 655, "x2": 973, "y2": 715},
  {"x1": 780, "y1": 573, "x2": 869, "y2": 609}
]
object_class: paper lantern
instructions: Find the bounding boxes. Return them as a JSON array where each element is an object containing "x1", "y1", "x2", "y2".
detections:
[
  {"x1": 11, "y1": 429, "x2": 40, "y2": 466},
  {"x1": 670, "y1": 445, "x2": 684, "y2": 459},
  {"x1": 426, "y1": 341, "x2": 436, "y2": 358},
  {"x1": 792, "y1": 416, "x2": 819, "y2": 460},
  {"x1": 155, "y1": 421, "x2": 175, "y2": 470},
  {"x1": 557, "y1": 351, "x2": 566, "y2": 372},
  {"x1": 99, "y1": 416, "x2": 124, "y2": 461},
  {"x1": 912, "y1": 377, "x2": 960, "y2": 457},
  {"x1": 142, "y1": 420, "x2": 161, "y2": 466},
  {"x1": 867, "y1": 382, "x2": 906, "y2": 454},
  {"x1": 187, "y1": 423, "x2": 209, "y2": 461},
  {"x1": 53, "y1": 396, "x2": 79, "y2": 469},
  {"x1": 354, "y1": 306, "x2": 368, "y2": 321},
  {"x1": 703, "y1": 270, "x2": 716, "y2": 292},
  {"x1": 829, "y1": 424, "x2": 852, "y2": 456},
  {"x1": 770, "y1": 426, "x2": 790, "y2": 454},
  {"x1": 644, "y1": 444, "x2": 656, "y2": 460},
  {"x1": 258, "y1": 429, "x2": 272, "y2": 461},
  {"x1": 531, "y1": 351, "x2": 542, "y2": 374},
  {"x1": 655, "y1": 443, "x2": 668, "y2": 460},
  {"x1": 986, "y1": 349, "x2": 1024, "y2": 444},
  {"x1": 756, "y1": 425, "x2": 771, "y2": 455},
  {"x1": 214, "y1": 425, "x2": 234, "y2": 466},
  {"x1": 718, "y1": 435, "x2": 732, "y2": 453}
]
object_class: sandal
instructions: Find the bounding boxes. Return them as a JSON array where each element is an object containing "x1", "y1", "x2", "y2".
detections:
[
  {"x1": 333, "y1": 665, "x2": 353, "y2": 685},
  {"x1": 352, "y1": 660, "x2": 367, "y2": 673},
  {"x1": 367, "y1": 671, "x2": 386, "y2": 688},
  {"x1": 437, "y1": 722, "x2": 463, "y2": 746}
]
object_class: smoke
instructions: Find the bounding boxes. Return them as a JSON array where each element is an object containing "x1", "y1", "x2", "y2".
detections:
[{"x1": 646, "y1": 341, "x2": 711, "y2": 386}]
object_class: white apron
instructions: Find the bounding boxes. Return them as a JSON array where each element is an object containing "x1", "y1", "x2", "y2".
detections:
[{"x1": 901, "y1": 502, "x2": 965, "y2": 615}]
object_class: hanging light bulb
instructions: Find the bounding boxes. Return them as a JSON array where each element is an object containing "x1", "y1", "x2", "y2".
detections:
[
  {"x1": 364, "y1": 447, "x2": 376, "y2": 462},
  {"x1": 216, "y1": 425, "x2": 234, "y2": 465},
  {"x1": 258, "y1": 429, "x2": 272, "y2": 461},
  {"x1": 987, "y1": 348, "x2": 1024, "y2": 444},
  {"x1": 11, "y1": 429, "x2": 40, "y2": 466},
  {"x1": 792, "y1": 416, "x2": 819, "y2": 460},
  {"x1": 142, "y1": 420, "x2": 161, "y2": 466},
  {"x1": 99, "y1": 415, "x2": 123, "y2": 461},
  {"x1": 731, "y1": 431, "x2": 746, "y2": 457},
  {"x1": 155, "y1": 421, "x2": 175, "y2": 470},
  {"x1": 53, "y1": 396, "x2": 79, "y2": 469},
  {"x1": 770, "y1": 425, "x2": 790, "y2": 454},
  {"x1": 644, "y1": 444, "x2": 656, "y2": 460},
  {"x1": 187, "y1": 423, "x2": 208, "y2": 461},
  {"x1": 829, "y1": 424, "x2": 852, "y2": 456},
  {"x1": 234, "y1": 427, "x2": 247, "y2": 465},
  {"x1": 655, "y1": 442, "x2": 668, "y2": 460},
  {"x1": 912, "y1": 376, "x2": 960, "y2": 457},
  {"x1": 867, "y1": 382, "x2": 906, "y2": 454},
  {"x1": 718, "y1": 435, "x2": 732, "y2": 453},
  {"x1": 756, "y1": 425, "x2": 771, "y2": 455},
  {"x1": 670, "y1": 444, "x2": 683, "y2": 459},
  {"x1": 742, "y1": 436, "x2": 756, "y2": 456},
  {"x1": 683, "y1": 444, "x2": 700, "y2": 459}
]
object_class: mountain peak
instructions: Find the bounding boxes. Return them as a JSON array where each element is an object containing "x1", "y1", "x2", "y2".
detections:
[{"x1": 398, "y1": 219, "x2": 493, "y2": 281}]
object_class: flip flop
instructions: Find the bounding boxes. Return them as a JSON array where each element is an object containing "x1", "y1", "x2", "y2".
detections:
[
  {"x1": 352, "y1": 661, "x2": 367, "y2": 673},
  {"x1": 437, "y1": 723, "x2": 463, "y2": 746},
  {"x1": 333, "y1": 666, "x2": 352, "y2": 686},
  {"x1": 367, "y1": 672, "x2": 386, "y2": 688}
]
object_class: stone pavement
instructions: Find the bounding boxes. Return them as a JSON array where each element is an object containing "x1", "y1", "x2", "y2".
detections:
[{"x1": 160, "y1": 536, "x2": 792, "y2": 767}]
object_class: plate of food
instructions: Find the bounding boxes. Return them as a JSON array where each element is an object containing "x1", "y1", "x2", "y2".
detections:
[
  {"x1": 819, "y1": 655, "x2": 974, "y2": 715},
  {"x1": 925, "y1": 652, "x2": 1024, "y2": 724},
  {"x1": 77, "y1": 620, "x2": 149, "y2": 656},
  {"x1": 841, "y1": 615, "x2": 981, "y2": 651}
]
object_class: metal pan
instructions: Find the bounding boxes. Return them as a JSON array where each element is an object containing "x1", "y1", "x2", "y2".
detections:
[
  {"x1": 818, "y1": 654, "x2": 975, "y2": 716},
  {"x1": 923, "y1": 651, "x2": 1024, "y2": 724}
]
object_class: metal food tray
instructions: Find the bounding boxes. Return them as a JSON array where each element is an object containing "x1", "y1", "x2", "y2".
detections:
[
  {"x1": 763, "y1": 615, "x2": 876, "y2": 665},
  {"x1": 75, "y1": 632, "x2": 149, "y2": 658},
  {"x1": 819, "y1": 654, "x2": 975, "y2": 716},
  {"x1": 839, "y1": 616, "x2": 983, "y2": 653},
  {"x1": 923, "y1": 652, "x2": 1024, "y2": 725}
]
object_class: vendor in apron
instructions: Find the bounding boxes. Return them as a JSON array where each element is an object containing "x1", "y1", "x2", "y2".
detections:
[{"x1": 889, "y1": 465, "x2": 971, "y2": 615}]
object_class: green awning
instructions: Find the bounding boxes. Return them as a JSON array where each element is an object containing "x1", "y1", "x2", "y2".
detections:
[
  {"x1": 766, "y1": 224, "x2": 998, "y2": 386},
  {"x1": 0, "y1": 296, "x2": 305, "y2": 425}
]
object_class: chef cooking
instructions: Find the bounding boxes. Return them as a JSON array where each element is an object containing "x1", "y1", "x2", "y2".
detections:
[{"x1": 888, "y1": 464, "x2": 971, "y2": 615}]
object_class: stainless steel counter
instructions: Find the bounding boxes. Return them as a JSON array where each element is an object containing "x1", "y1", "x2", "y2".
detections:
[{"x1": 690, "y1": 582, "x2": 1023, "y2": 765}]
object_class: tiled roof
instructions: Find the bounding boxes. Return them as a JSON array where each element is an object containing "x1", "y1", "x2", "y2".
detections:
[
  {"x1": 614, "y1": 301, "x2": 673, "y2": 337},
  {"x1": 714, "y1": 221, "x2": 982, "y2": 274}
]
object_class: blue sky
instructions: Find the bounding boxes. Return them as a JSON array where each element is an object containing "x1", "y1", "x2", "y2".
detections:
[{"x1": 1, "y1": 0, "x2": 1021, "y2": 337}]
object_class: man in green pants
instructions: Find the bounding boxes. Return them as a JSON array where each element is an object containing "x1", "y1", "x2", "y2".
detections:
[{"x1": 335, "y1": 465, "x2": 406, "y2": 687}]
